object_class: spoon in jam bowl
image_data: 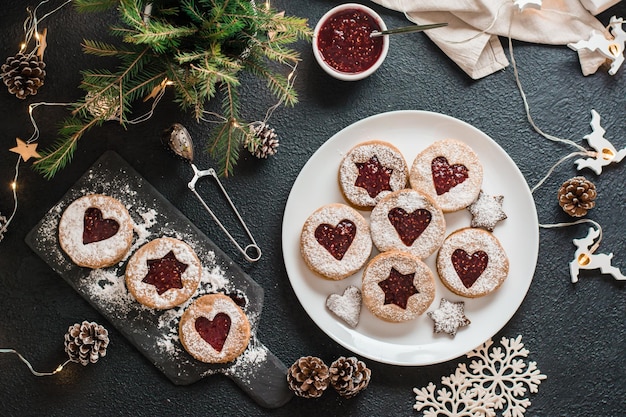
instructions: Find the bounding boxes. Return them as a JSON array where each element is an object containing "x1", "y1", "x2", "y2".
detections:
[{"x1": 370, "y1": 22, "x2": 448, "y2": 38}]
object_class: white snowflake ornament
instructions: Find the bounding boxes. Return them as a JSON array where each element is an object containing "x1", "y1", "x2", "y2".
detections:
[
  {"x1": 575, "y1": 110, "x2": 626, "y2": 175},
  {"x1": 568, "y1": 16, "x2": 626, "y2": 76},
  {"x1": 414, "y1": 336, "x2": 546, "y2": 417}
]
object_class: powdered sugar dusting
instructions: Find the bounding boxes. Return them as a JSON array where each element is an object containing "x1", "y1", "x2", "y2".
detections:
[
  {"x1": 437, "y1": 228, "x2": 509, "y2": 297},
  {"x1": 301, "y1": 203, "x2": 372, "y2": 279},
  {"x1": 339, "y1": 141, "x2": 408, "y2": 208},
  {"x1": 370, "y1": 189, "x2": 446, "y2": 259},
  {"x1": 362, "y1": 251, "x2": 436, "y2": 322},
  {"x1": 410, "y1": 139, "x2": 483, "y2": 212},
  {"x1": 29, "y1": 153, "x2": 270, "y2": 388}
]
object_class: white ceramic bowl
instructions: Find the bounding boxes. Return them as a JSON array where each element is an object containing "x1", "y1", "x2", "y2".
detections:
[{"x1": 312, "y1": 3, "x2": 389, "y2": 81}]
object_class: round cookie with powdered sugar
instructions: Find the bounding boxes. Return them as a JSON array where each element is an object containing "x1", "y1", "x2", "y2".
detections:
[
  {"x1": 58, "y1": 194, "x2": 134, "y2": 269},
  {"x1": 125, "y1": 237, "x2": 202, "y2": 309},
  {"x1": 409, "y1": 139, "x2": 483, "y2": 212},
  {"x1": 362, "y1": 250, "x2": 436, "y2": 322},
  {"x1": 339, "y1": 140, "x2": 408, "y2": 209},
  {"x1": 436, "y1": 228, "x2": 509, "y2": 298},
  {"x1": 179, "y1": 294, "x2": 251, "y2": 364},
  {"x1": 301, "y1": 203, "x2": 372, "y2": 280},
  {"x1": 370, "y1": 189, "x2": 446, "y2": 260}
]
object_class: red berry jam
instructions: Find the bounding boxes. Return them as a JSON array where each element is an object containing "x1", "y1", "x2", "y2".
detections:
[
  {"x1": 354, "y1": 155, "x2": 393, "y2": 198},
  {"x1": 195, "y1": 313, "x2": 231, "y2": 352},
  {"x1": 387, "y1": 207, "x2": 431, "y2": 246},
  {"x1": 451, "y1": 249, "x2": 488, "y2": 288},
  {"x1": 83, "y1": 207, "x2": 120, "y2": 244},
  {"x1": 314, "y1": 219, "x2": 357, "y2": 260},
  {"x1": 317, "y1": 8, "x2": 384, "y2": 74}
]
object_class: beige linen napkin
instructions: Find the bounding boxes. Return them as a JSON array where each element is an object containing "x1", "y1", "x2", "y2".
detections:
[{"x1": 371, "y1": 0, "x2": 610, "y2": 78}]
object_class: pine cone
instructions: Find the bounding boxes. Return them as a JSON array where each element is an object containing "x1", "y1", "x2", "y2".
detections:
[
  {"x1": 245, "y1": 122, "x2": 279, "y2": 159},
  {"x1": 64, "y1": 321, "x2": 110, "y2": 366},
  {"x1": 287, "y1": 356, "x2": 330, "y2": 398},
  {"x1": 329, "y1": 356, "x2": 371, "y2": 399},
  {"x1": 1, "y1": 53, "x2": 46, "y2": 99},
  {"x1": 0, "y1": 213, "x2": 7, "y2": 242},
  {"x1": 558, "y1": 176, "x2": 597, "y2": 217}
]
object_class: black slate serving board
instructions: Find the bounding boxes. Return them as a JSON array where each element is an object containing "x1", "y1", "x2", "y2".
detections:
[{"x1": 25, "y1": 151, "x2": 292, "y2": 409}]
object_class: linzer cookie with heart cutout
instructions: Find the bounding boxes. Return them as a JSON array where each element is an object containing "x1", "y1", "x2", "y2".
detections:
[
  {"x1": 301, "y1": 203, "x2": 372, "y2": 280},
  {"x1": 370, "y1": 189, "x2": 445, "y2": 259},
  {"x1": 339, "y1": 140, "x2": 408, "y2": 209},
  {"x1": 409, "y1": 139, "x2": 483, "y2": 212},
  {"x1": 58, "y1": 194, "x2": 134, "y2": 268},
  {"x1": 436, "y1": 227, "x2": 509, "y2": 298},
  {"x1": 125, "y1": 237, "x2": 202, "y2": 309},
  {"x1": 179, "y1": 294, "x2": 251, "y2": 364}
]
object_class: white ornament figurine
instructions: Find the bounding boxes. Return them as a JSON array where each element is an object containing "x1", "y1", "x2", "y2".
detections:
[
  {"x1": 569, "y1": 227, "x2": 626, "y2": 283},
  {"x1": 568, "y1": 16, "x2": 626, "y2": 75},
  {"x1": 514, "y1": 0, "x2": 542, "y2": 11},
  {"x1": 575, "y1": 109, "x2": 626, "y2": 174}
]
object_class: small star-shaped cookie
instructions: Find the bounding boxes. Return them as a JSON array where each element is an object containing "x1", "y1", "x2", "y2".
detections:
[
  {"x1": 427, "y1": 298, "x2": 470, "y2": 337},
  {"x1": 378, "y1": 267, "x2": 418, "y2": 309},
  {"x1": 467, "y1": 190, "x2": 507, "y2": 231},
  {"x1": 9, "y1": 138, "x2": 41, "y2": 162}
]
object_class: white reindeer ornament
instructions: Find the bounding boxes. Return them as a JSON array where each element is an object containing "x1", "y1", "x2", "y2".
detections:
[
  {"x1": 575, "y1": 110, "x2": 626, "y2": 175},
  {"x1": 568, "y1": 16, "x2": 626, "y2": 75},
  {"x1": 569, "y1": 227, "x2": 626, "y2": 283}
]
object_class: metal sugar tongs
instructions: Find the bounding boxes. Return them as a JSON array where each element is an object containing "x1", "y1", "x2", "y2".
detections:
[{"x1": 163, "y1": 123, "x2": 262, "y2": 262}]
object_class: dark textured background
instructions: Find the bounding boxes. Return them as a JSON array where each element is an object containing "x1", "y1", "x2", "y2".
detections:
[{"x1": 1, "y1": 1, "x2": 625, "y2": 416}]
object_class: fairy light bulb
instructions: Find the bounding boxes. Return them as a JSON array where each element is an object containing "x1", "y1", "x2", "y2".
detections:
[{"x1": 11, "y1": 182, "x2": 17, "y2": 191}]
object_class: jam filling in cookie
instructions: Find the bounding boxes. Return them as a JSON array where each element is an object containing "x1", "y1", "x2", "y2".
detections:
[
  {"x1": 451, "y1": 248, "x2": 488, "y2": 289},
  {"x1": 339, "y1": 141, "x2": 408, "y2": 209},
  {"x1": 354, "y1": 155, "x2": 393, "y2": 198},
  {"x1": 314, "y1": 219, "x2": 357, "y2": 260},
  {"x1": 142, "y1": 250, "x2": 187, "y2": 295},
  {"x1": 387, "y1": 207, "x2": 432, "y2": 246},
  {"x1": 378, "y1": 267, "x2": 418, "y2": 310},
  {"x1": 431, "y1": 156, "x2": 469, "y2": 195},
  {"x1": 301, "y1": 203, "x2": 372, "y2": 280},
  {"x1": 83, "y1": 207, "x2": 121, "y2": 244},
  {"x1": 194, "y1": 313, "x2": 231, "y2": 352},
  {"x1": 59, "y1": 194, "x2": 134, "y2": 269}
]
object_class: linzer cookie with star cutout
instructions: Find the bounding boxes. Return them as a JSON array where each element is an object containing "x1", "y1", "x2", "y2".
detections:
[
  {"x1": 58, "y1": 194, "x2": 134, "y2": 268},
  {"x1": 436, "y1": 228, "x2": 509, "y2": 298},
  {"x1": 370, "y1": 189, "x2": 446, "y2": 259},
  {"x1": 339, "y1": 140, "x2": 408, "y2": 209},
  {"x1": 125, "y1": 237, "x2": 202, "y2": 309},
  {"x1": 179, "y1": 294, "x2": 251, "y2": 364},
  {"x1": 301, "y1": 203, "x2": 372, "y2": 280},
  {"x1": 409, "y1": 139, "x2": 483, "y2": 212},
  {"x1": 362, "y1": 251, "x2": 435, "y2": 322}
]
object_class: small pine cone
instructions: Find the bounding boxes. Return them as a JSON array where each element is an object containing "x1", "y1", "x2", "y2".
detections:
[
  {"x1": 245, "y1": 122, "x2": 279, "y2": 159},
  {"x1": 1, "y1": 53, "x2": 46, "y2": 99},
  {"x1": 64, "y1": 321, "x2": 110, "y2": 366},
  {"x1": 0, "y1": 213, "x2": 7, "y2": 242},
  {"x1": 287, "y1": 356, "x2": 330, "y2": 398},
  {"x1": 558, "y1": 176, "x2": 597, "y2": 217},
  {"x1": 329, "y1": 356, "x2": 371, "y2": 399}
]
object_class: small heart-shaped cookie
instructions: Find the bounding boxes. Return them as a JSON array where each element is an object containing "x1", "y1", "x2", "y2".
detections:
[{"x1": 326, "y1": 286, "x2": 362, "y2": 328}]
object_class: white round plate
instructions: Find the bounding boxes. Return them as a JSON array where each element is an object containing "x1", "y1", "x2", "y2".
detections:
[{"x1": 282, "y1": 110, "x2": 538, "y2": 365}]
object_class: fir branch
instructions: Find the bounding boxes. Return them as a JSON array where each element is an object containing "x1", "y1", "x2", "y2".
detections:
[
  {"x1": 244, "y1": 59, "x2": 298, "y2": 107},
  {"x1": 73, "y1": 0, "x2": 119, "y2": 13},
  {"x1": 33, "y1": 116, "x2": 101, "y2": 179}
]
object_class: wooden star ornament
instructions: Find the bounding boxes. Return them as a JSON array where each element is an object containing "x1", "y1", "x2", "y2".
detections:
[{"x1": 10, "y1": 138, "x2": 41, "y2": 162}]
